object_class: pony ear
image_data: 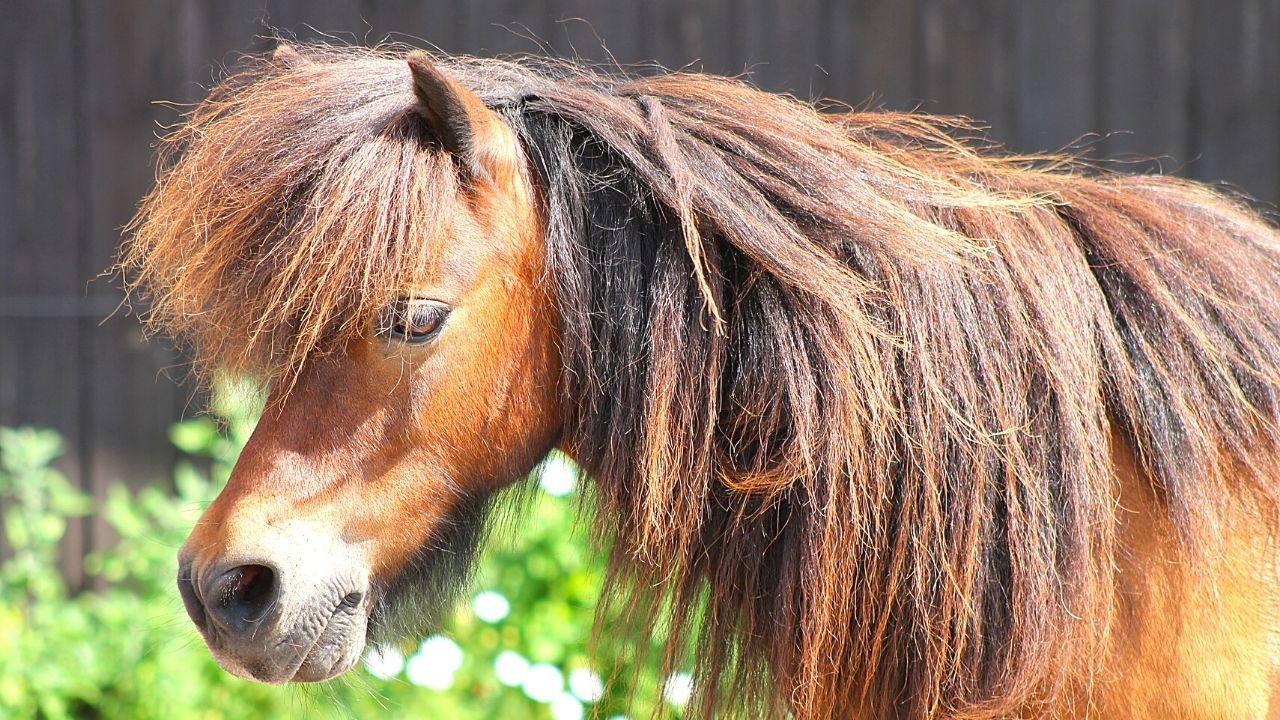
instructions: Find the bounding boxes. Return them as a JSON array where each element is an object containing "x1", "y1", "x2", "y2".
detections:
[
  {"x1": 405, "y1": 50, "x2": 511, "y2": 183},
  {"x1": 272, "y1": 43, "x2": 308, "y2": 68}
]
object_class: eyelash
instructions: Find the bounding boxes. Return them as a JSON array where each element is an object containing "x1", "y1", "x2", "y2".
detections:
[{"x1": 380, "y1": 299, "x2": 450, "y2": 344}]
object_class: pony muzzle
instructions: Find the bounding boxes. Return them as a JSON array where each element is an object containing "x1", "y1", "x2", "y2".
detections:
[{"x1": 176, "y1": 523, "x2": 374, "y2": 683}]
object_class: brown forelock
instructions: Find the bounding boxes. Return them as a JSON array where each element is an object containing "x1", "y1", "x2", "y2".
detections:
[
  {"x1": 122, "y1": 46, "x2": 459, "y2": 390},
  {"x1": 122, "y1": 45, "x2": 1280, "y2": 719}
]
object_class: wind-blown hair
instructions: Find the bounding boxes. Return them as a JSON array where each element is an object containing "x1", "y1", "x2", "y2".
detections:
[{"x1": 123, "y1": 45, "x2": 1280, "y2": 719}]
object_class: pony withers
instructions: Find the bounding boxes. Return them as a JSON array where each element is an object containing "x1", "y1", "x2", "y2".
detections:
[{"x1": 122, "y1": 44, "x2": 1280, "y2": 719}]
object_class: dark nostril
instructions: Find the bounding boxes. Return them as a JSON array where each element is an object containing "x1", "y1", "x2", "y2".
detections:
[
  {"x1": 225, "y1": 565, "x2": 274, "y2": 608},
  {"x1": 204, "y1": 564, "x2": 280, "y2": 633}
]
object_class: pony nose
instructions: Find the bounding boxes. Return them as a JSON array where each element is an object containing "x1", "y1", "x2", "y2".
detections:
[
  {"x1": 177, "y1": 559, "x2": 207, "y2": 631},
  {"x1": 196, "y1": 563, "x2": 282, "y2": 637}
]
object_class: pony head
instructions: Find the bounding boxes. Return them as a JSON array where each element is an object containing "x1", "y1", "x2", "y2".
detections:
[{"x1": 127, "y1": 47, "x2": 560, "y2": 682}]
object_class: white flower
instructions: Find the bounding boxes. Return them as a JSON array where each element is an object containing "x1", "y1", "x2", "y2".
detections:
[
  {"x1": 522, "y1": 662, "x2": 565, "y2": 703},
  {"x1": 417, "y1": 635, "x2": 465, "y2": 671},
  {"x1": 550, "y1": 691, "x2": 585, "y2": 720},
  {"x1": 472, "y1": 590, "x2": 512, "y2": 623},
  {"x1": 494, "y1": 650, "x2": 530, "y2": 686},
  {"x1": 363, "y1": 644, "x2": 405, "y2": 680},
  {"x1": 540, "y1": 455, "x2": 577, "y2": 496},
  {"x1": 404, "y1": 635, "x2": 464, "y2": 690},
  {"x1": 662, "y1": 671, "x2": 694, "y2": 707},
  {"x1": 405, "y1": 653, "x2": 454, "y2": 690},
  {"x1": 567, "y1": 667, "x2": 605, "y2": 703}
]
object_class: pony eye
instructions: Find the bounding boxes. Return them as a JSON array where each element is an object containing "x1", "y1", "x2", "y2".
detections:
[{"x1": 381, "y1": 299, "x2": 450, "y2": 344}]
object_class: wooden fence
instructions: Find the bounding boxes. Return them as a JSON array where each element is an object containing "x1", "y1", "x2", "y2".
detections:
[{"x1": 2, "y1": 0, "x2": 1278, "y2": 583}]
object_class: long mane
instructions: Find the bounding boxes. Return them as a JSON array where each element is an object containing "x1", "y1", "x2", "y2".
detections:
[{"x1": 123, "y1": 45, "x2": 1280, "y2": 718}]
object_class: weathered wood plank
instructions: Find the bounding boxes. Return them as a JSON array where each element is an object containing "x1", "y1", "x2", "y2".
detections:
[
  {"x1": 825, "y1": 0, "x2": 921, "y2": 111},
  {"x1": 918, "y1": 0, "x2": 1013, "y2": 146},
  {"x1": 646, "y1": 0, "x2": 706, "y2": 73},
  {"x1": 361, "y1": 0, "x2": 463, "y2": 52},
  {"x1": 772, "y1": 0, "x2": 828, "y2": 100},
  {"x1": 738, "y1": 0, "x2": 780, "y2": 90},
  {"x1": 694, "y1": 0, "x2": 740, "y2": 77},
  {"x1": 550, "y1": 0, "x2": 648, "y2": 66},
  {"x1": 460, "y1": 0, "x2": 556, "y2": 56},
  {"x1": 1096, "y1": 0, "x2": 1193, "y2": 170},
  {"x1": 79, "y1": 0, "x2": 189, "y2": 575},
  {"x1": 0, "y1": 0, "x2": 87, "y2": 586},
  {"x1": 174, "y1": 0, "x2": 274, "y2": 99},
  {"x1": 1190, "y1": 0, "x2": 1280, "y2": 205},
  {"x1": 1007, "y1": 0, "x2": 1099, "y2": 155}
]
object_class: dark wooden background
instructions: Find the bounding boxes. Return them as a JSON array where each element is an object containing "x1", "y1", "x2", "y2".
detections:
[{"x1": 2, "y1": 0, "x2": 1278, "y2": 582}]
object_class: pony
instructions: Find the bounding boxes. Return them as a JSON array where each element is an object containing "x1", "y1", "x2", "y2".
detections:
[{"x1": 121, "y1": 43, "x2": 1280, "y2": 719}]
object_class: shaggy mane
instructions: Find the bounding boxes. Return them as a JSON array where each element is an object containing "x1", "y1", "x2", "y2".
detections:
[{"x1": 122, "y1": 45, "x2": 1280, "y2": 719}]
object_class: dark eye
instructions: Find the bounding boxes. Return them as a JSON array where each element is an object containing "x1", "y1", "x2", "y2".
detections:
[{"x1": 380, "y1": 299, "x2": 450, "y2": 344}]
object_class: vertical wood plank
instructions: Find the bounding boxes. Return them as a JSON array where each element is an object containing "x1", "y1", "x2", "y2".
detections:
[
  {"x1": 550, "y1": 0, "x2": 649, "y2": 66},
  {"x1": 3, "y1": 0, "x2": 83, "y2": 299},
  {"x1": 736, "y1": 0, "x2": 830, "y2": 98},
  {"x1": 360, "y1": 0, "x2": 463, "y2": 52},
  {"x1": 825, "y1": 0, "x2": 921, "y2": 111},
  {"x1": 80, "y1": 0, "x2": 189, "y2": 574},
  {"x1": 918, "y1": 0, "x2": 1013, "y2": 145},
  {"x1": 258, "y1": 0, "x2": 372, "y2": 44},
  {"x1": 174, "y1": 0, "x2": 274, "y2": 101},
  {"x1": 647, "y1": 0, "x2": 705, "y2": 73},
  {"x1": 773, "y1": 0, "x2": 828, "y2": 99},
  {"x1": 1095, "y1": 0, "x2": 1192, "y2": 166},
  {"x1": 0, "y1": 1, "x2": 20, "y2": 432},
  {"x1": 0, "y1": 0, "x2": 87, "y2": 586},
  {"x1": 460, "y1": 0, "x2": 555, "y2": 56},
  {"x1": 0, "y1": 1, "x2": 16, "y2": 304},
  {"x1": 1095, "y1": 0, "x2": 1193, "y2": 169},
  {"x1": 1007, "y1": 0, "x2": 1099, "y2": 154},
  {"x1": 1190, "y1": 0, "x2": 1280, "y2": 205},
  {"x1": 693, "y1": 0, "x2": 740, "y2": 77},
  {"x1": 738, "y1": 0, "x2": 779, "y2": 89}
]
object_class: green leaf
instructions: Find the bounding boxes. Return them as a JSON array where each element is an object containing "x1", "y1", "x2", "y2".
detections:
[
  {"x1": 169, "y1": 419, "x2": 219, "y2": 455},
  {"x1": 0, "y1": 427, "x2": 61, "y2": 473},
  {"x1": 3, "y1": 507, "x2": 29, "y2": 550}
]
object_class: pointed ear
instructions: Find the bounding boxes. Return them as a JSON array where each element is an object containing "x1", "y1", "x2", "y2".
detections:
[
  {"x1": 405, "y1": 51, "x2": 515, "y2": 184},
  {"x1": 272, "y1": 43, "x2": 308, "y2": 68}
]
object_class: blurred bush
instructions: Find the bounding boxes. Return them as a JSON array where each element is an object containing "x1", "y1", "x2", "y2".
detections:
[{"x1": 0, "y1": 381, "x2": 685, "y2": 719}]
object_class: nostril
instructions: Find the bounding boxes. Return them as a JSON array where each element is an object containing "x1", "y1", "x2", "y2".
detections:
[
  {"x1": 223, "y1": 565, "x2": 275, "y2": 610},
  {"x1": 205, "y1": 564, "x2": 280, "y2": 632}
]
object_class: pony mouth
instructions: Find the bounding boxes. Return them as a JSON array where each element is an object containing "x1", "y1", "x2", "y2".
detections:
[{"x1": 200, "y1": 586, "x2": 375, "y2": 684}]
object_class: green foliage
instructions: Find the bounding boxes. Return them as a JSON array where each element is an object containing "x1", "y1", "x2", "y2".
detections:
[{"x1": 0, "y1": 380, "x2": 687, "y2": 719}]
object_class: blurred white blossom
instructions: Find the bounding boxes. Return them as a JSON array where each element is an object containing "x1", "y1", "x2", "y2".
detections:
[
  {"x1": 550, "y1": 691, "x2": 585, "y2": 720},
  {"x1": 494, "y1": 650, "x2": 531, "y2": 686},
  {"x1": 662, "y1": 671, "x2": 694, "y2": 707},
  {"x1": 522, "y1": 662, "x2": 565, "y2": 703},
  {"x1": 405, "y1": 635, "x2": 464, "y2": 690},
  {"x1": 472, "y1": 590, "x2": 511, "y2": 623},
  {"x1": 540, "y1": 455, "x2": 577, "y2": 496},
  {"x1": 363, "y1": 644, "x2": 405, "y2": 680},
  {"x1": 568, "y1": 667, "x2": 605, "y2": 703}
]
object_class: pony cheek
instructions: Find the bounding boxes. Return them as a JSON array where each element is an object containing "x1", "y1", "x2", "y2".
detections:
[{"x1": 355, "y1": 471, "x2": 462, "y2": 582}]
